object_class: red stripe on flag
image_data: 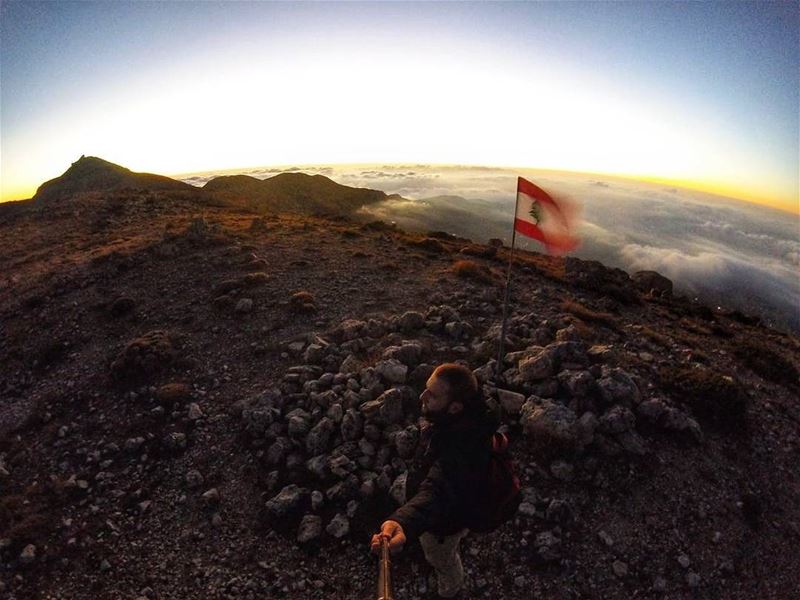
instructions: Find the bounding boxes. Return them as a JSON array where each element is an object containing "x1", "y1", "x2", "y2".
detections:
[
  {"x1": 514, "y1": 218, "x2": 579, "y2": 253},
  {"x1": 517, "y1": 177, "x2": 568, "y2": 227},
  {"x1": 514, "y1": 218, "x2": 547, "y2": 244}
]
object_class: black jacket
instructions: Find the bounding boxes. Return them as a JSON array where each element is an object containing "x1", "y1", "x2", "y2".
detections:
[{"x1": 388, "y1": 404, "x2": 500, "y2": 541}]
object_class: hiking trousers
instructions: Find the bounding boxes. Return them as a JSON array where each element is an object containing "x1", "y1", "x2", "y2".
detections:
[{"x1": 419, "y1": 529, "x2": 469, "y2": 598}]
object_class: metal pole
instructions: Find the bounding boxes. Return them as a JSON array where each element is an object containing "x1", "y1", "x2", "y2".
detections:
[{"x1": 495, "y1": 180, "x2": 520, "y2": 383}]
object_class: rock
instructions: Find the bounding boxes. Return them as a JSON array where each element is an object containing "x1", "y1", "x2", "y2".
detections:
[
  {"x1": 185, "y1": 469, "x2": 204, "y2": 488},
  {"x1": 382, "y1": 343, "x2": 423, "y2": 367},
  {"x1": 187, "y1": 403, "x2": 204, "y2": 420},
  {"x1": 519, "y1": 351, "x2": 555, "y2": 381},
  {"x1": 337, "y1": 319, "x2": 367, "y2": 341},
  {"x1": 678, "y1": 554, "x2": 691, "y2": 568},
  {"x1": 288, "y1": 414, "x2": 311, "y2": 437},
  {"x1": 686, "y1": 572, "x2": 701, "y2": 588},
  {"x1": 326, "y1": 513, "x2": 350, "y2": 538},
  {"x1": 574, "y1": 412, "x2": 598, "y2": 450},
  {"x1": 389, "y1": 473, "x2": 407, "y2": 505},
  {"x1": 266, "y1": 438, "x2": 291, "y2": 466},
  {"x1": 163, "y1": 432, "x2": 187, "y2": 451},
  {"x1": 235, "y1": 298, "x2": 254, "y2": 313},
  {"x1": 598, "y1": 405, "x2": 635, "y2": 434},
  {"x1": 597, "y1": 368, "x2": 641, "y2": 407},
  {"x1": 497, "y1": 389, "x2": 526, "y2": 415},
  {"x1": 339, "y1": 354, "x2": 364, "y2": 375},
  {"x1": 662, "y1": 408, "x2": 704, "y2": 442},
  {"x1": 306, "y1": 417, "x2": 335, "y2": 455},
  {"x1": 19, "y1": 544, "x2": 36, "y2": 565},
  {"x1": 306, "y1": 455, "x2": 329, "y2": 480},
  {"x1": 375, "y1": 360, "x2": 408, "y2": 385},
  {"x1": 547, "y1": 341, "x2": 589, "y2": 369},
  {"x1": 297, "y1": 515, "x2": 323, "y2": 543},
  {"x1": 534, "y1": 531, "x2": 561, "y2": 562},
  {"x1": 632, "y1": 270, "x2": 673, "y2": 297},
  {"x1": 201, "y1": 488, "x2": 220, "y2": 506},
  {"x1": 558, "y1": 369, "x2": 597, "y2": 400},
  {"x1": 545, "y1": 499, "x2": 571, "y2": 524},
  {"x1": 340, "y1": 409, "x2": 363, "y2": 441},
  {"x1": 612, "y1": 560, "x2": 628, "y2": 577},
  {"x1": 653, "y1": 576, "x2": 667, "y2": 592},
  {"x1": 598, "y1": 530, "x2": 614, "y2": 547},
  {"x1": 363, "y1": 388, "x2": 405, "y2": 425},
  {"x1": 398, "y1": 311, "x2": 425, "y2": 332},
  {"x1": 111, "y1": 330, "x2": 178, "y2": 381},
  {"x1": 124, "y1": 437, "x2": 146, "y2": 453},
  {"x1": 637, "y1": 398, "x2": 668, "y2": 424},
  {"x1": 521, "y1": 399, "x2": 578, "y2": 456},
  {"x1": 265, "y1": 484, "x2": 307, "y2": 518},
  {"x1": 311, "y1": 490, "x2": 324, "y2": 511},
  {"x1": 394, "y1": 425, "x2": 419, "y2": 458}
]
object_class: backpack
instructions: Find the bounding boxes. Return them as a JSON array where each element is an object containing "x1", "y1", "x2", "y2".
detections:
[{"x1": 466, "y1": 432, "x2": 522, "y2": 533}]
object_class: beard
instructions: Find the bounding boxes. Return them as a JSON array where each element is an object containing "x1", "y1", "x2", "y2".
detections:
[{"x1": 422, "y1": 405, "x2": 461, "y2": 427}]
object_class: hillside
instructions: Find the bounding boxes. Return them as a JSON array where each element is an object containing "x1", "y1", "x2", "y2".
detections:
[
  {"x1": 0, "y1": 180, "x2": 798, "y2": 599},
  {"x1": 203, "y1": 172, "x2": 388, "y2": 215},
  {"x1": 33, "y1": 157, "x2": 194, "y2": 203}
]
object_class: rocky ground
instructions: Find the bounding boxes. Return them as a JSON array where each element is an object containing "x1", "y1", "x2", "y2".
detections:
[{"x1": 1, "y1": 189, "x2": 799, "y2": 599}]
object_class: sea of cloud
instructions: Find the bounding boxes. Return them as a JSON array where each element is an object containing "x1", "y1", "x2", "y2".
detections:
[{"x1": 180, "y1": 165, "x2": 799, "y2": 331}]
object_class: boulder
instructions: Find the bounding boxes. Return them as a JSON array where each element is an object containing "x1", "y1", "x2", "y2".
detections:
[
  {"x1": 519, "y1": 351, "x2": 555, "y2": 381},
  {"x1": 297, "y1": 515, "x2": 323, "y2": 543},
  {"x1": 398, "y1": 311, "x2": 425, "y2": 332},
  {"x1": 306, "y1": 417, "x2": 335, "y2": 455},
  {"x1": 632, "y1": 270, "x2": 673, "y2": 297},
  {"x1": 521, "y1": 399, "x2": 578, "y2": 458},
  {"x1": 597, "y1": 368, "x2": 641, "y2": 407},
  {"x1": 326, "y1": 513, "x2": 350, "y2": 538},
  {"x1": 598, "y1": 405, "x2": 636, "y2": 434},
  {"x1": 375, "y1": 359, "x2": 408, "y2": 385},
  {"x1": 265, "y1": 484, "x2": 307, "y2": 518},
  {"x1": 497, "y1": 389, "x2": 526, "y2": 415}
]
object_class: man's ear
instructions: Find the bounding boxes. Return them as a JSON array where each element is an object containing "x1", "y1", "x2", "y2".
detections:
[{"x1": 447, "y1": 401, "x2": 463, "y2": 415}]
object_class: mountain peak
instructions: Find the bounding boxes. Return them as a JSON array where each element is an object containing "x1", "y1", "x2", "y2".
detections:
[{"x1": 33, "y1": 156, "x2": 191, "y2": 203}]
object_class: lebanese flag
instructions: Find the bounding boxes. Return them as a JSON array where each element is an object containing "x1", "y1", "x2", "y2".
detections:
[{"x1": 514, "y1": 176, "x2": 580, "y2": 254}]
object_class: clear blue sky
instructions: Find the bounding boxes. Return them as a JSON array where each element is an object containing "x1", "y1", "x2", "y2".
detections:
[{"x1": 1, "y1": 1, "x2": 798, "y2": 211}]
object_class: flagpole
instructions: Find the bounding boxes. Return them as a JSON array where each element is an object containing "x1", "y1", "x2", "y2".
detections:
[{"x1": 494, "y1": 179, "x2": 520, "y2": 384}]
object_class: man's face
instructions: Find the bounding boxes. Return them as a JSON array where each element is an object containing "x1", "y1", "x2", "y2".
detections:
[{"x1": 420, "y1": 374, "x2": 460, "y2": 421}]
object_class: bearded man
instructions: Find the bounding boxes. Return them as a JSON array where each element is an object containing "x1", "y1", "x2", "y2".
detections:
[{"x1": 370, "y1": 363, "x2": 500, "y2": 598}]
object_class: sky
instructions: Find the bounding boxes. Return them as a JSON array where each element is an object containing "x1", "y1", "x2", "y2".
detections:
[{"x1": 1, "y1": 1, "x2": 798, "y2": 212}]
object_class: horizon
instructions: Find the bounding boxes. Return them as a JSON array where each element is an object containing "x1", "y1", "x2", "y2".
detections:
[
  {"x1": 5, "y1": 157, "x2": 798, "y2": 219},
  {"x1": 1, "y1": 2, "x2": 798, "y2": 213}
]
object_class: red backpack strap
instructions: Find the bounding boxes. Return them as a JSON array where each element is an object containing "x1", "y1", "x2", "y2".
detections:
[{"x1": 491, "y1": 431, "x2": 509, "y2": 453}]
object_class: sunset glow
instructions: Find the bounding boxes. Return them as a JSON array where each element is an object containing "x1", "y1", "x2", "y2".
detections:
[{"x1": 1, "y1": 2, "x2": 797, "y2": 212}]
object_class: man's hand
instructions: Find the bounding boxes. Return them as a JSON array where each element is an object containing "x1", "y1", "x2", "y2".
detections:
[{"x1": 370, "y1": 520, "x2": 406, "y2": 555}]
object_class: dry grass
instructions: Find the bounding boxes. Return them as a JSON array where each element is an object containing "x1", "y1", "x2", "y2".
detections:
[
  {"x1": 734, "y1": 339, "x2": 799, "y2": 390},
  {"x1": 451, "y1": 259, "x2": 495, "y2": 284},
  {"x1": 560, "y1": 299, "x2": 620, "y2": 331},
  {"x1": 290, "y1": 290, "x2": 317, "y2": 314},
  {"x1": 639, "y1": 325, "x2": 673, "y2": 348}
]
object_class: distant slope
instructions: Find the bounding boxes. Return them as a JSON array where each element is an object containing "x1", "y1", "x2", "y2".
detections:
[
  {"x1": 203, "y1": 172, "x2": 387, "y2": 214},
  {"x1": 33, "y1": 156, "x2": 193, "y2": 203}
]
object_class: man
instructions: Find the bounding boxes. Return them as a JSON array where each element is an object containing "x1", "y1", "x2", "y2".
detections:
[{"x1": 370, "y1": 363, "x2": 500, "y2": 598}]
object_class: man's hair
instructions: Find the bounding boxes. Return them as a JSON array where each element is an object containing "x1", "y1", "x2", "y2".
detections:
[{"x1": 432, "y1": 363, "x2": 482, "y2": 412}]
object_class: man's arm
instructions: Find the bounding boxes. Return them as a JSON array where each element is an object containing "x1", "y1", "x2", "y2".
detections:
[{"x1": 385, "y1": 458, "x2": 457, "y2": 543}]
